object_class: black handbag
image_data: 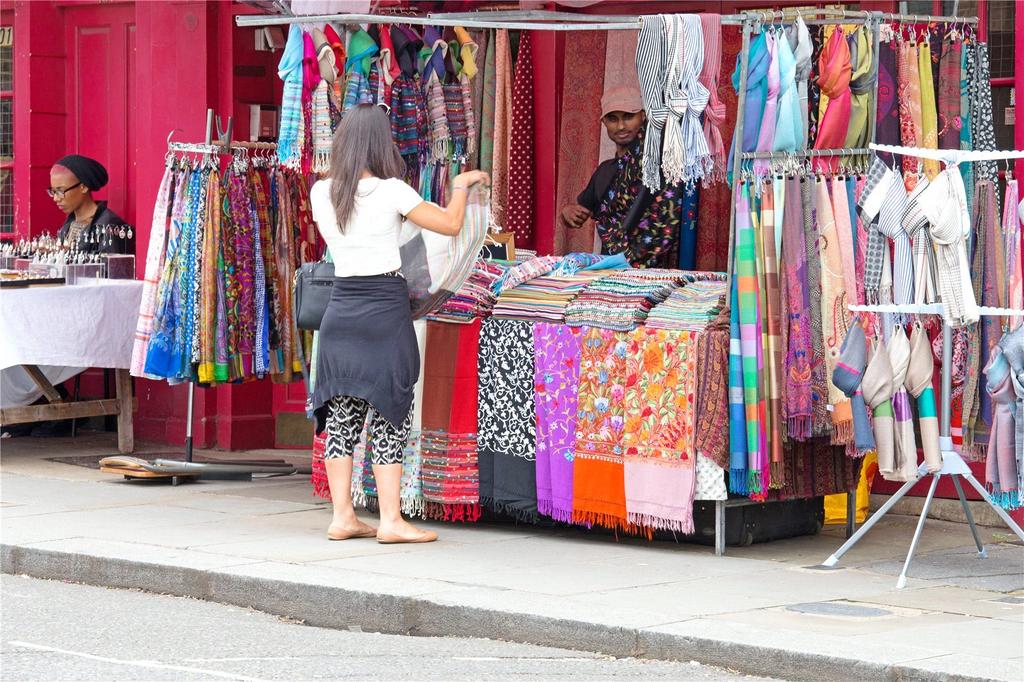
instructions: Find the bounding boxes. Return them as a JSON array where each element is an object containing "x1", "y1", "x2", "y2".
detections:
[{"x1": 294, "y1": 261, "x2": 335, "y2": 331}]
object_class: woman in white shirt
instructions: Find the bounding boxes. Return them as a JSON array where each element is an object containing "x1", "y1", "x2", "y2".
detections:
[{"x1": 310, "y1": 104, "x2": 488, "y2": 545}]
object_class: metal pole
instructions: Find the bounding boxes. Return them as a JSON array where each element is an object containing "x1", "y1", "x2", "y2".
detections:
[
  {"x1": 184, "y1": 382, "x2": 194, "y2": 463},
  {"x1": 822, "y1": 475, "x2": 919, "y2": 567},
  {"x1": 715, "y1": 500, "x2": 726, "y2": 556},
  {"x1": 896, "y1": 474, "x2": 940, "y2": 589},
  {"x1": 940, "y1": 322, "x2": 953, "y2": 439},
  {"x1": 951, "y1": 474, "x2": 987, "y2": 557},
  {"x1": 961, "y1": 473, "x2": 1024, "y2": 541},
  {"x1": 865, "y1": 13, "x2": 882, "y2": 149}
]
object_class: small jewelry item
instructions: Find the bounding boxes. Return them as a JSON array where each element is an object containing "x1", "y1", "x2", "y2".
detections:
[
  {"x1": 126, "y1": 227, "x2": 133, "y2": 239},
  {"x1": 119, "y1": 226, "x2": 126, "y2": 239}
]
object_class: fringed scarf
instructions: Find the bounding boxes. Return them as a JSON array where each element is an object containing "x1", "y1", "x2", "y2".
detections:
[
  {"x1": 1006, "y1": 179, "x2": 1023, "y2": 330},
  {"x1": 636, "y1": 15, "x2": 670, "y2": 191},
  {"x1": 985, "y1": 345, "x2": 1022, "y2": 510},
  {"x1": 677, "y1": 14, "x2": 710, "y2": 184},
  {"x1": 131, "y1": 163, "x2": 175, "y2": 378},
  {"x1": 728, "y1": 272, "x2": 749, "y2": 494},
  {"x1": 813, "y1": 28, "x2": 852, "y2": 173},
  {"x1": 573, "y1": 327, "x2": 634, "y2": 531},
  {"x1": 312, "y1": 81, "x2": 333, "y2": 174},
  {"x1": 455, "y1": 27, "x2": 478, "y2": 160},
  {"x1": 421, "y1": 27, "x2": 450, "y2": 166},
  {"x1": 507, "y1": 30, "x2": 536, "y2": 248},
  {"x1": 251, "y1": 168, "x2": 279, "y2": 375},
  {"x1": 699, "y1": 14, "x2": 726, "y2": 182},
  {"x1": 845, "y1": 27, "x2": 874, "y2": 149},
  {"x1": 904, "y1": 177, "x2": 937, "y2": 304},
  {"x1": 803, "y1": 178, "x2": 831, "y2": 438},
  {"x1": 695, "y1": 312, "x2": 731, "y2": 470},
  {"x1": 937, "y1": 36, "x2": 961, "y2": 150},
  {"x1": 815, "y1": 179, "x2": 853, "y2": 444},
  {"x1": 921, "y1": 167, "x2": 978, "y2": 327},
  {"x1": 782, "y1": 175, "x2": 813, "y2": 439},
  {"x1": 971, "y1": 43, "x2": 998, "y2": 184},
  {"x1": 832, "y1": 319, "x2": 875, "y2": 453},
  {"x1": 477, "y1": 318, "x2": 537, "y2": 522},
  {"x1": 534, "y1": 323, "x2": 583, "y2": 523},
  {"x1": 918, "y1": 39, "x2": 940, "y2": 179},
  {"x1": 897, "y1": 39, "x2": 922, "y2": 189},
  {"x1": 758, "y1": 181, "x2": 785, "y2": 485},
  {"x1": 622, "y1": 328, "x2": 699, "y2": 533},
  {"x1": 907, "y1": 322, "x2": 942, "y2": 473},
  {"x1": 491, "y1": 29, "x2": 513, "y2": 228},
  {"x1": 277, "y1": 26, "x2": 304, "y2": 168},
  {"x1": 735, "y1": 182, "x2": 766, "y2": 496}
]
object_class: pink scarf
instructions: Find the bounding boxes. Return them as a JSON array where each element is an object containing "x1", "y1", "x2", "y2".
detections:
[
  {"x1": 813, "y1": 28, "x2": 852, "y2": 173},
  {"x1": 698, "y1": 14, "x2": 726, "y2": 183},
  {"x1": 492, "y1": 29, "x2": 513, "y2": 230}
]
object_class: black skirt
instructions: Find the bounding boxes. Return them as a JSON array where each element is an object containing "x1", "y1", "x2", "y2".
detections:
[{"x1": 312, "y1": 274, "x2": 419, "y2": 433}]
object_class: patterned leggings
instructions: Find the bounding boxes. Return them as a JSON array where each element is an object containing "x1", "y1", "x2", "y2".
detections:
[{"x1": 323, "y1": 395, "x2": 413, "y2": 466}]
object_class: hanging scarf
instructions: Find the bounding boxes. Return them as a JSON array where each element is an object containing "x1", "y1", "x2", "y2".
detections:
[
  {"x1": 312, "y1": 80, "x2": 333, "y2": 174},
  {"x1": 973, "y1": 43, "x2": 999, "y2": 186},
  {"x1": 888, "y1": 325, "x2": 920, "y2": 481},
  {"x1": 695, "y1": 313, "x2": 731, "y2": 470},
  {"x1": 277, "y1": 26, "x2": 304, "y2": 168},
  {"x1": 803, "y1": 179, "x2": 831, "y2": 437},
  {"x1": 782, "y1": 175, "x2": 813, "y2": 439},
  {"x1": 421, "y1": 27, "x2": 450, "y2": 166},
  {"x1": 1006, "y1": 179, "x2": 1023, "y2": 330},
  {"x1": 816, "y1": 179, "x2": 852, "y2": 444},
  {"x1": 131, "y1": 163, "x2": 175, "y2": 378},
  {"x1": 182, "y1": 167, "x2": 208, "y2": 374},
  {"x1": 774, "y1": 33, "x2": 801, "y2": 152},
  {"x1": 728, "y1": 271, "x2": 749, "y2": 494},
  {"x1": 573, "y1": 327, "x2": 634, "y2": 531},
  {"x1": 197, "y1": 169, "x2": 221, "y2": 383},
  {"x1": 534, "y1": 323, "x2": 583, "y2": 523},
  {"x1": 906, "y1": 322, "x2": 942, "y2": 473},
  {"x1": 985, "y1": 346, "x2": 1021, "y2": 510},
  {"x1": 508, "y1": 30, "x2": 535, "y2": 248},
  {"x1": 787, "y1": 17, "x2": 813, "y2": 149},
  {"x1": 921, "y1": 166, "x2": 979, "y2": 327},
  {"x1": 897, "y1": 39, "x2": 922, "y2": 188},
  {"x1": 759, "y1": 181, "x2": 785, "y2": 485},
  {"x1": 1002, "y1": 327, "x2": 1024, "y2": 505},
  {"x1": 959, "y1": 42, "x2": 975, "y2": 206},
  {"x1": 698, "y1": 13, "x2": 726, "y2": 182},
  {"x1": 491, "y1": 29, "x2": 513, "y2": 228},
  {"x1": 323, "y1": 25, "x2": 346, "y2": 107},
  {"x1": 859, "y1": 157, "x2": 890, "y2": 303},
  {"x1": 678, "y1": 14, "x2": 710, "y2": 184},
  {"x1": 478, "y1": 30, "x2": 498, "y2": 177},
  {"x1": 812, "y1": 28, "x2": 852, "y2": 173},
  {"x1": 477, "y1": 318, "x2": 537, "y2": 522},
  {"x1": 622, "y1": 328, "x2": 699, "y2": 532},
  {"x1": 753, "y1": 34, "x2": 780, "y2": 178},
  {"x1": 727, "y1": 32, "x2": 770, "y2": 179},
  {"x1": 863, "y1": 338, "x2": 897, "y2": 478},
  {"x1": 374, "y1": 25, "x2": 400, "y2": 101},
  {"x1": 937, "y1": 36, "x2": 961, "y2": 150},
  {"x1": 876, "y1": 168, "x2": 913, "y2": 313},
  {"x1": 845, "y1": 27, "x2": 874, "y2": 148},
  {"x1": 918, "y1": 39, "x2": 940, "y2": 179},
  {"x1": 455, "y1": 27, "x2": 478, "y2": 159},
  {"x1": 832, "y1": 176, "x2": 860, "y2": 321},
  {"x1": 874, "y1": 33, "x2": 901, "y2": 162},
  {"x1": 832, "y1": 319, "x2": 875, "y2": 453},
  {"x1": 735, "y1": 182, "x2": 765, "y2": 494},
  {"x1": 904, "y1": 177, "x2": 936, "y2": 304},
  {"x1": 635, "y1": 15, "x2": 671, "y2": 191}
]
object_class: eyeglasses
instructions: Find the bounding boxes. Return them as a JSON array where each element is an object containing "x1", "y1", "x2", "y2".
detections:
[
  {"x1": 47, "y1": 182, "x2": 83, "y2": 199},
  {"x1": 376, "y1": 102, "x2": 392, "y2": 116}
]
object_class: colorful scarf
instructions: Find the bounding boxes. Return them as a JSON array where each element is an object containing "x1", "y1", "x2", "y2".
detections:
[
  {"x1": 312, "y1": 81, "x2": 333, "y2": 174},
  {"x1": 888, "y1": 325, "x2": 920, "y2": 481},
  {"x1": 131, "y1": 163, "x2": 175, "y2": 378},
  {"x1": 937, "y1": 36, "x2": 961, "y2": 150},
  {"x1": 787, "y1": 17, "x2": 813, "y2": 149},
  {"x1": 455, "y1": 27, "x2": 478, "y2": 160},
  {"x1": 985, "y1": 346, "x2": 1021, "y2": 510},
  {"x1": 815, "y1": 179, "x2": 852, "y2": 444},
  {"x1": 832, "y1": 319, "x2": 875, "y2": 453},
  {"x1": 695, "y1": 313, "x2": 731, "y2": 470},
  {"x1": 698, "y1": 13, "x2": 726, "y2": 182},
  {"x1": 874, "y1": 35, "x2": 901, "y2": 160},
  {"x1": 863, "y1": 338, "x2": 897, "y2": 478},
  {"x1": 507, "y1": 30, "x2": 535, "y2": 248},
  {"x1": 197, "y1": 169, "x2": 221, "y2": 383},
  {"x1": 753, "y1": 34, "x2": 780, "y2": 177},
  {"x1": 758, "y1": 181, "x2": 785, "y2": 484},
  {"x1": 277, "y1": 26, "x2": 304, "y2": 168},
  {"x1": 735, "y1": 183, "x2": 765, "y2": 494},
  {"x1": 773, "y1": 32, "x2": 801, "y2": 152},
  {"x1": 622, "y1": 328, "x2": 699, "y2": 532},
  {"x1": 1006, "y1": 178, "x2": 1023, "y2": 330},
  {"x1": 897, "y1": 39, "x2": 922, "y2": 189},
  {"x1": 477, "y1": 318, "x2": 537, "y2": 522},
  {"x1": 782, "y1": 175, "x2": 813, "y2": 439},
  {"x1": 813, "y1": 28, "x2": 852, "y2": 173},
  {"x1": 728, "y1": 32, "x2": 770, "y2": 178},
  {"x1": 573, "y1": 326, "x2": 632, "y2": 530},
  {"x1": 534, "y1": 323, "x2": 583, "y2": 523},
  {"x1": 918, "y1": 39, "x2": 940, "y2": 179},
  {"x1": 906, "y1": 322, "x2": 942, "y2": 473},
  {"x1": 323, "y1": 25, "x2": 346, "y2": 107},
  {"x1": 490, "y1": 29, "x2": 513, "y2": 228},
  {"x1": 845, "y1": 27, "x2": 874, "y2": 148},
  {"x1": 728, "y1": 270, "x2": 749, "y2": 493},
  {"x1": 803, "y1": 178, "x2": 831, "y2": 437}
]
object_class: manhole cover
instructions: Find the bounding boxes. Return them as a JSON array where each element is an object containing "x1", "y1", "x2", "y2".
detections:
[
  {"x1": 786, "y1": 602, "x2": 892, "y2": 618},
  {"x1": 990, "y1": 596, "x2": 1024, "y2": 605}
]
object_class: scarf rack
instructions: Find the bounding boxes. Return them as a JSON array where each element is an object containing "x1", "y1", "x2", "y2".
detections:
[{"x1": 820, "y1": 144, "x2": 1024, "y2": 589}]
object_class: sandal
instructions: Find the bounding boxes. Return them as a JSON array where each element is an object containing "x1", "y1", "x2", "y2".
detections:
[{"x1": 327, "y1": 525, "x2": 378, "y2": 541}]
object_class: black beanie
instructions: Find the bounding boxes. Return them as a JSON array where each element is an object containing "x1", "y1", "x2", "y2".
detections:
[{"x1": 54, "y1": 155, "x2": 109, "y2": 191}]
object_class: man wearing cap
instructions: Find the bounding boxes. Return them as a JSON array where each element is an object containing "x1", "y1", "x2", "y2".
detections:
[
  {"x1": 559, "y1": 85, "x2": 681, "y2": 268},
  {"x1": 51, "y1": 154, "x2": 133, "y2": 255}
]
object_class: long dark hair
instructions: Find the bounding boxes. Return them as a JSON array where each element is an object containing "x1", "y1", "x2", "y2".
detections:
[{"x1": 329, "y1": 104, "x2": 405, "y2": 232}]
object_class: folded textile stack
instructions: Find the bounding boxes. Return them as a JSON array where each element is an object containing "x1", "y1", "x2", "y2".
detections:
[
  {"x1": 563, "y1": 269, "x2": 684, "y2": 331},
  {"x1": 491, "y1": 272, "x2": 607, "y2": 323},
  {"x1": 513, "y1": 248, "x2": 538, "y2": 263},
  {"x1": 428, "y1": 260, "x2": 507, "y2": 324},
  {"x1": 645, "y1": 279, "x2": 728, "y2": 331},
  {"x1": 492, "y1": 255, "x2": 563, "y2": 296}
]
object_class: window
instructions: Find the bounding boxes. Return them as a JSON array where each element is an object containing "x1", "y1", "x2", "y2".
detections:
[{"x1": 0, "y1": 23, "x2": 12, "y2": 236}]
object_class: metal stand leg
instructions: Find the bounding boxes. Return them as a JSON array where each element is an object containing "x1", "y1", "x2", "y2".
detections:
[
  {"x1": 822, "y1": 475, "x2": 919, "y2": 567},
  {"x1": 184, "y1": 381, "x2": 194, "y2": 462},
  {"x1": 715, "y1": 500, "x2": 726, "y2": 556},
  {"x1": 845, "y1": 491, "x2": 857, "y2": 538},
  {"x1": 897, "y1": 474, "x2": 940, "y2": 589},
  {"x1": 961, "y1": 473, "x2": 1024, "y2": 541},
  {"x1": 951, "y1": 474, "x2": 987, "y2": 557}
]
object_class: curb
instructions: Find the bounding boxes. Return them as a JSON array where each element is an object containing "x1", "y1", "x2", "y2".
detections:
[{"x1": 0, "y1": 543, "x2": 996, "y2": 682}]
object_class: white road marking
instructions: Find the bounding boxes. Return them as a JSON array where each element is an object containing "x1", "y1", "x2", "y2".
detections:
[{"x1": 7, "y1": 641, "x2": 269, "y2": 681}]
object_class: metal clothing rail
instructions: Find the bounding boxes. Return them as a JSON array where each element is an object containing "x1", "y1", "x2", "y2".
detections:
[
  {"x1": 870, "y1": 143, "x2": 1024, "y2": 165},
  {"x1": 739, "y1": 148, "x2": 870, "y2": 160},
  {"x1": 822, "y1": 148, "x2": 1024, "y2": 588}
]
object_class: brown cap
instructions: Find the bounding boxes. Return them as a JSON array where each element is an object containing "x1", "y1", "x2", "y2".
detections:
[{"x1": 600, "y1": 85, "x2": 644, "y2": 118}]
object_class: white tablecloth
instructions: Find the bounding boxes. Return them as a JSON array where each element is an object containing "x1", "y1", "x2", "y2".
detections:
[{"x1": 0, "y1": 280, "x2": 143, "y2": 370}]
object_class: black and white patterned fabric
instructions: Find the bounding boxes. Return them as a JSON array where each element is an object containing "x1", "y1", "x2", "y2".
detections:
[
  {"x1": 858, "y1": 156, "x2": 891, "y2": 302},
  {"x1": 324, "y1": 395, "x2": 413, "y2": 466},
  {"x1": 971, "y1": 43, "x2": 998, "y2": 185}
]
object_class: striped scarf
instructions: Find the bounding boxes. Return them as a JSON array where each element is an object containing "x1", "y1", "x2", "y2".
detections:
[
  {"x1": 197, "y1": 170, "x2": 221, "y2": 384},
  {"x1": 858, "y1": 157, "x2": 889, "y2": 303},
  {"x1": 698, "y1": 14, "x2": 725, "y2": 183},
  {"x1": 636, "y1": 15, "x2": 669, "y2": 191},
  {"x1": 312, "y1": 81, "x2": 332, "y2": 174},
  {"x1": 131, "y1": 163, "x2": 175, "y2": 378},
  {"x1": 921, "y1": 167, "x2": 978, "y2": 327},
  {"x1": 728, "y1": 271, "x2": 749, "y2": 494},
  {"x1": 735, "y1": 182, "x2": 765, "y2": 495},
  {"x1": 758, "y1": 180, "x2": 785, "y2": 486},
  {"x1": 904, "y1": 177, "x2": 936, "y2": 304},
  {"x1": 876, "y1": 169, "x2": 913, "y2": 318},
  {"x1": 782, "y1": 175, "x2": 813, "y2": 439},
  {"x1": 1005, "y1": 179, "x2": 1023, "y2": 330}
]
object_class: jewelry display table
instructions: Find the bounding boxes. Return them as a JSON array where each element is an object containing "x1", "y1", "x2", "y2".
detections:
[{"x1": 0, "y1": 280, "x2": 143, "y2": 453}]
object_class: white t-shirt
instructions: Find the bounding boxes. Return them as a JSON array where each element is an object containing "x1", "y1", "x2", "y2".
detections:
[{"x1": 309, "y1": 177, "x2": 424, "y2": 277}]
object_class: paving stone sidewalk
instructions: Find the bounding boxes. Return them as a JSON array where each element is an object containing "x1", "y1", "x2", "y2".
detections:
[{"x1": 2, "y1": 434, "x2": 1022, "y2": 681}]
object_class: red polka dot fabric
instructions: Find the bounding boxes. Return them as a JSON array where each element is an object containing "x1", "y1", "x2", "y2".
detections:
[{"x1": 508, "y1": 31, "x2": 535, "y2": 250}]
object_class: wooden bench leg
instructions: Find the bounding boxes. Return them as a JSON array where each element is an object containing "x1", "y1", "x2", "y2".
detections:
[{"x1": 115, "y1": 369, "x2": 134, "y2": 454}]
